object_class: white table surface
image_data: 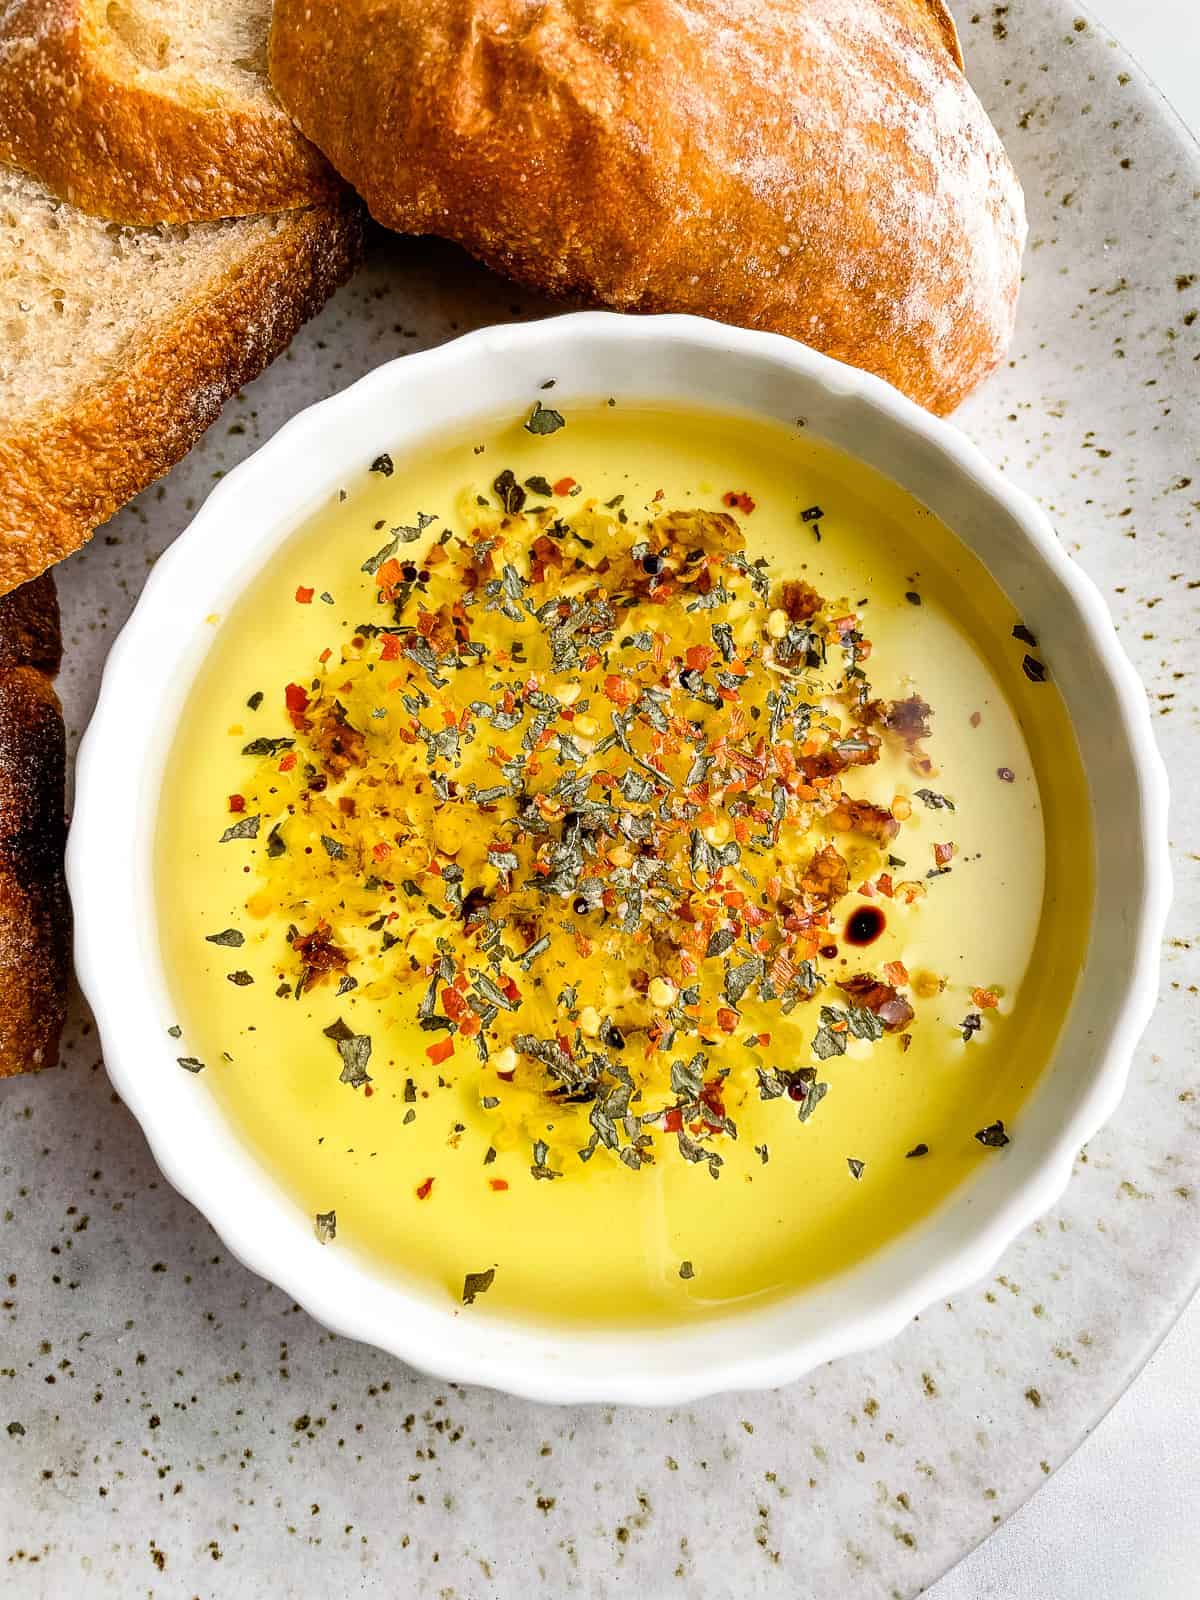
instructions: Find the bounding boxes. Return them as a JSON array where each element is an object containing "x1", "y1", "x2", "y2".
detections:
[{"x1": 931, "y1": 3, "x2": 1200, "y2": 1596}]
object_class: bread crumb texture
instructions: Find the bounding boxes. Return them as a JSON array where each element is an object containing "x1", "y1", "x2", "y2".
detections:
[{"x1": 0, "y1": 166, "x2": 363, "y2": 596}]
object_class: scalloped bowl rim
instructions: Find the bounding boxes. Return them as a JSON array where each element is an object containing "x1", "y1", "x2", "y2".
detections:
[{"x1": 66, "y1": 312, "x2": 1171, "y2": 1405}]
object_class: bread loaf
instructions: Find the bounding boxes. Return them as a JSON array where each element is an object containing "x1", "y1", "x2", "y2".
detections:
[
  {"x1": 270, "y1": 0, "x2": 1026, "y2": 414},
  {"x1": 0, "y1": 572, "x2": 68, "y2": 1078}
]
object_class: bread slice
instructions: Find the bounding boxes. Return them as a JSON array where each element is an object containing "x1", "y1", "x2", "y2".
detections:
[
  {"x1": 0, "y1": 0, "x2": 336, "y2": 223},
  {"x1": 0, "y1": 165, "x2": 363, "y2": 597},
  {"x1": 0, "y1": 571, "x2": 68, "y2": 1078}
]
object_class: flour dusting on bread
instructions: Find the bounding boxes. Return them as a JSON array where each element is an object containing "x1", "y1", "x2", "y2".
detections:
[{"x1": 672, "y1": 0, "x2": 1024, "y2": 402}]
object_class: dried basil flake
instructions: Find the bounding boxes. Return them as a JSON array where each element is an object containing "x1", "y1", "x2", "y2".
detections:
[
  {"x1": 241, "y1": 736, "x2": 294, "y2": 758},
  {"x1": 914, "y1": 788, "x2": 955, "y2": 812},
  {"x1": 975, "y1": 1120, "x2": 1010, "y2": 1149},
  {"x1": 493, "y1": 469, "x2": 526, "y2": 515},
  {"x1": 462, "y1": 1267, "x2": 496, "y2": 1305},
  {"x1": 524, "y1": 401, "x2": 566, "y2": 436},
  {"x1": 219, "y1": 814, "x2": 260, "y2": 844}
]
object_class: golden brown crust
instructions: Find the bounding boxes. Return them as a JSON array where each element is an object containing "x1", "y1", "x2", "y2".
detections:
[
  {"x1": 0, "y1": 198, "x2": 364, "y2": 599},
  {"x1": 0, "y1": 0, "x2": 338, "y2": 223},
  {"x1": 0, "y1": 575, "x2": 68, "y2": 1079},
  {"x1": 919, "y1": 0, "x2": 964, "y2": 69},
  {"x1": 0, "y1": 573, "x2": 62, "y2": 674},
  {"x1": 270, "y1": 0, "x2": 1023, "y2": 415}
]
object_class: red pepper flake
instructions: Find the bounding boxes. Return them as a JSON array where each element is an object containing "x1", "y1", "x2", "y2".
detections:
[
  {"x1": 971, "y1": 986, "x2": 1000, "y2": 1009},
  {"x1": 295, "y1": 585, "x2": 315, "y2": 604},
  {"x1": 699, "y1": 1081, "x2": 726, "y2": 1123},
  {"x1": 426, "y1": 1037, "x2": 454, "y2": 1065},
  {"x1": 372, "y1": 842, "x2": 392, "y2": 862},
  {"x1": 602, "y1": 673, "x2": 638, "y2": 708},
  {"x1": 380, "y1": 633, "x2": 402, "y2": 661},
  {"x1": 716, "y1": 1007, "x2": 739, "y2": 1033},
  {"x1": 933, "y1": 841, "x2": 956, "y2": 866},
  {"x1": 552, "y1": 476, "x2": 576, "y2": 497},
  {"x1": 278, "y1": 752, "x2": 298, "y2": 772},
  {"x1": 285, "y1": 682, "x2": 309, "y2": 714},
  {"x1": 416, "y1": 1176, "x2": 435, "y2": 1200},
  {"x1": 228, "y1": 794, "x2": 246, "y2": 813},
  {"x1": 722, "y1": 490, "x2": 756, "y2": 514},
  {"x1": 488, "y1": 1178, "x2": 509, "y2": 1192},
  {"x1": 663, "y1": 1108, "x2": 683, "y2": 1133},
  {"x1": 292, "y1": 921, "x2": 350, "y2": 992}
]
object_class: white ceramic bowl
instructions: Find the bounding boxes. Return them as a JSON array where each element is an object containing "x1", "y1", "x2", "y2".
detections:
[{"x1": 67, "y1": 313, "x2": 1170, "y2": 1405}]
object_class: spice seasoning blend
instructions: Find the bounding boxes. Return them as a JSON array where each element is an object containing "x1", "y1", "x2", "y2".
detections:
[{"x1": 157, "y1": 405, "x2": 1090, "y2": 1324}]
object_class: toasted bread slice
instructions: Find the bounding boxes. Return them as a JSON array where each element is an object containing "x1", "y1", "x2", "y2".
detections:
[
  {"x1": 0, "y1": 165, "x2": 363, "y2": 597},
  {"x1": 0, "y1": 572, "x2": 68, "y2": 1079},
  {"x1": 0, "y1": 0, "x2": 336, "y2": 222}
]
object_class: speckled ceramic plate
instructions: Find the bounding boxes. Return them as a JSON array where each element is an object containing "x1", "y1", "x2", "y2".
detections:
[{"x1": 3, "y1": 0, "x2": 1197, "y2": 1594}]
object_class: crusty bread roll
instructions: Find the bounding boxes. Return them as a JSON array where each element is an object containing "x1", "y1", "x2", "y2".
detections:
[
  {"x1": 0, "y1": 572, "x2": 68, "y2": 1079},
  {"x1": 269, "y1": 0, "x2": 1026, "y2": 415}
]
